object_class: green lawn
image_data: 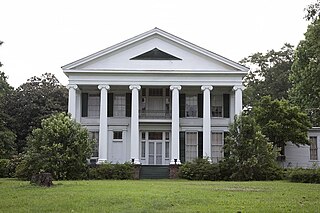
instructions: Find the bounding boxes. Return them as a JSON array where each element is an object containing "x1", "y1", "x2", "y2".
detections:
[{"x1": 0, "y1": 179, "x2": 320, "y2": 212}]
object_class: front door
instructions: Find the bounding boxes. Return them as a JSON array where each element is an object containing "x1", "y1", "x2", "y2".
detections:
[{"x1": 148, "y1": 141, "x2": 163, "y2": 165}]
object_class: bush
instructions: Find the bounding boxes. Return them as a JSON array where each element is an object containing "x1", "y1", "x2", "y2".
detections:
[
  {"x1": 0, "y1": 159, "x2": 10, "y2": 178},
  {"x1": 16, "y1": 113, "x2": 94, "y2": 180},
  {"x1": 288, "y1": 168, "x2": 320, "y2": 183},
  {"x1": 89, "y1": 163, "x2": 134, "y2": 180},
  {"x1": 179, "y1": 158, "x2": 220, "y2": 181}
]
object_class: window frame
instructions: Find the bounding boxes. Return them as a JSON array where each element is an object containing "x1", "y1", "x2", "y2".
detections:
[
  {"x1": 310, "y1": 136, "x2": 318, "y2": 161},
  {"x1": 185, "y1": 95, "x2": 198, "y2": 118}
]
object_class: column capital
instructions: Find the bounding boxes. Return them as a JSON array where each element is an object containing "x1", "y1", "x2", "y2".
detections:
[
  {"x1": 233, "y1": 85, "x2": 245, "y2": 91},
  {"x1": 201, "y1": 85, "x2": 213, "y2": 91},
  {"x1": 129, "y1": 85, "x2": 141, "y2": 90},
  {"x1": 170, "y1": 85, "x2": 182, "y2": 91},
  {"x1": 67, "y1": 84, "x2": 78, "y2": 90},
  {"x1": 98, "y1": 84, "x2": 110, "y2": 90}
]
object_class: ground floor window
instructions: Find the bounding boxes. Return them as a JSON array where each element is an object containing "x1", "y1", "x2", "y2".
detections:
[
  {"x1": 185, "y1": 132, "x2": 198, "y2": 162},
  {"x1": 89, "y1": 131, "x2": 99, "y2": 158},
  {"x1": 310, "y1": 136, "x2": 318, "y2": 160},
  {"x1": 211, "y1": 132, "x2": 223, "y2": 163}
]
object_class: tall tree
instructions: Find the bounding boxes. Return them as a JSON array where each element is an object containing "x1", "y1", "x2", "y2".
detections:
[
  {"x1": 253, "y1": 96, "x2": 312, "y2": 150},
  {"x1": 289, "y1": 0, "x2": 320, "y2": 126},
  {"x1": 241, "y1": 44, "x2": 294, "y2": 107},
  {"x1": 5, "y1": 73, "x2": 68, "y2": 153}
]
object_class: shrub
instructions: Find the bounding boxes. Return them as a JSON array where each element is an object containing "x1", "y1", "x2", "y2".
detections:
[
  {"x1": 16, "y1": 113, "x2": 94, "y2": 180},
  {"x1": 0, "y1": 159, "x2": 10, "y2": 178},
  {"x1": 288, "y1": 168, "x2": 320, "y2": 183},
  {"x1": 89, "y1": 162, "x2": 134, "y2": 180},
  {"x1": 179, "y1": 158, "x2": 220, "y2": 181}
]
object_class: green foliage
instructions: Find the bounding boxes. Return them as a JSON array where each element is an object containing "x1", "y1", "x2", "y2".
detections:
[
  {"x1": 253, "y1": 96, "x2": 312, "y2": 147},
  {"x1": 179, "y1": 158, "x2": 220, "y2": 180},
  {"x1": 0, "y1": 129, "x2": 16, "y2": 159},
  {"x1": 287, "y1": 168, "x2": 320, "y2": 183},
  {"x1": 305, "y1": 0, "x2": 320, "y2": 22},
  {"x1": 16, "y1": 113, "x2": 94, "y2": 180},
  {"x1": 0, "y1": 159, "x2": 10, "y2": 178},
  {"x1": 223, "y1": 115, "x2": 282, "y2": 181},
  {"x1": 5, "y1": 73, "x2": 68, "y2": 153},
  {"x1": 89, "y1": 163, "x2": 134, "y2": 180},
  {"x1": 241, "y1": 44, "x2": 294, "y2": 107},
  {"x1": 290, "y1": 16, "x2": 320, "y2": 126}
]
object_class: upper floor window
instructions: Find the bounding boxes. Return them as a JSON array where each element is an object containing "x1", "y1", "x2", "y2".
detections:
[
  {"x1": 310, "y1": 136, "x2": 318, "y2": 160},
  {"x1": 88, "y1": 94, "x2": 100, "y2": 117},
  {"x1": 211, "y1": 95, "x2": 223, "y2": 117},
  {"x1": 186, "y1": 95, "x2": 197, "y2": 117},
  {"x1": 113, "y1": 95, "x2": 126, "y2": 117},
  {"x1": 113, "y1": 131, "x2": 123, "y2": 142}
]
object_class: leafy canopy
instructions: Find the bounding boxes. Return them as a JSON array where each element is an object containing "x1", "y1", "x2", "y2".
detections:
[
  {"x1": 253, "y1": 96, "x2": 312, "y2": 147},
  {"x1": 17, "y1": 113, "x2": 94, "y2": 180}
]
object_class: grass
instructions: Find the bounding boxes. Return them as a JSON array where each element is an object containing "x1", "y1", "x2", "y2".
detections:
[{"x1": 0, "y1": 179, "x2": 320, "y2": 212}]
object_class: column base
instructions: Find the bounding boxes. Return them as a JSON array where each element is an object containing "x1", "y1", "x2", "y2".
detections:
[
  {"x1": 170, "y1": 159, "x2": 181, "y2": 165},
  {"x1": 96, "y1": 159, "x2": 108, "y2": 164},
  {"x1": 203, "y1": 156, "x2": 212, "y2": 163}
]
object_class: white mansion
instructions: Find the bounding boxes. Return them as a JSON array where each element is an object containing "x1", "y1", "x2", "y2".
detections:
[{"x1": 62, "y1": 28, "x2": 319, "y2": 168}]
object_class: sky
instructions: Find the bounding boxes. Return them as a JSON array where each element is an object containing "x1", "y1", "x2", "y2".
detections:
[{"x1": 0, "y1": 0, "x2": 315, "y2": 88}]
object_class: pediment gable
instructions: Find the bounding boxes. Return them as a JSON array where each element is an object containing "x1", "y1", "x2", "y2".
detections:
[{"x1": 62, "y1": 28, "x2": 248, "y2": 74}]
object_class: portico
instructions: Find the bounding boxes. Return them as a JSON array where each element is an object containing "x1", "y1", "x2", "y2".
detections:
[{"x1": 63, "y1": 28, "x2": 248, "y2": 165}]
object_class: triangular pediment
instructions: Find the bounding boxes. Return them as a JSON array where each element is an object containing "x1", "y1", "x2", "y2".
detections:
[
  {"x1": 130, "y1": 48, "x2": 182, "y2": 60},
  {"x1": 62, "y1": 28, "x2": 248, "y2": 74}
]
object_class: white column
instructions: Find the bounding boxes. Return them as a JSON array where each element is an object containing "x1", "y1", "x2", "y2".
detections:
[
  {"x1": 67, "y1": 84, "x2": 78, "y2": 119},
  {"x1": 170, "y1": 85, "x2": 181, "y2": 164},
  {"x1": 75, "y1": 90, "x2": 81, "y2": 122},
  {"x1": 233, "y1": 85, "x2": 245, "y2": 116},
  {"x1": 201, "y1": 85, "x2": 213, "y2": 162},
  {"x1": 129, "y1": 85, "x2": 141, "y2": 164},
  {"x1": 97, "y1": 84, "x2": 110, "y2": 164}
]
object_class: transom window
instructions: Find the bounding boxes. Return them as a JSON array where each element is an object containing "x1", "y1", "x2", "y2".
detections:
[
  {"x1": 149, "y1": 132, "x2": 163, "y2": 140},
  {"x1": 185, "y1": 132, "x2": 198, "y2": 162},
  {"x1": 211, "y1": 95, "x2": 223, "y2": 117},
  {"x1": 186, "y1": 95, "x2": 198, "y2": 117},
  {"x1": 113, "y1": 95, "x2": 126, "y2": 117},
  {"x1": 211, "y1": 132, "x2": 223, "y2": 163},
  {"x1": 149, "y1": 88, "x2": 163, "y2": 96},
  {"x1": 310, "y1": 136, "x2": 318, "y2": 160}
]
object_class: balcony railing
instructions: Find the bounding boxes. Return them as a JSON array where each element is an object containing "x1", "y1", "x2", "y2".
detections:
[{"x1": 139, "y1": 110, "x2": 172, "y2": 119}]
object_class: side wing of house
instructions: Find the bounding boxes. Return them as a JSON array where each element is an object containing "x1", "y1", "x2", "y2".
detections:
[{"x1": 62, "y1": 28, "x2": 248, "y2": 165}]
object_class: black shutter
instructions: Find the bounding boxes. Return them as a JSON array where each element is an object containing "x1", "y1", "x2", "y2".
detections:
[
  {"x1": 179, "y1": 131, "x2": 185, "y2": 163},
  {"x1": 126, "y1": 93, "x2": 132, "y2": 117},
  {"x1": 223, "y1": 94, "x2": 230, "y2": 118},
  {"x1": 107, "y1": 93, "x2": 113, "y2": 117},
  {"x1": 81, "y1": 93, "x2": 88, "y2": 117},
  {"x1": 223, "y1": 131, "x2": 230, "y2": 158},
  {"x1": 198, "y1": 94, "x2": 203, "y2": 118},
  {"x1": 179, "y1": 94, "x2": 185, "y2": 118},
  {"x1": 198, "y1": 131, "x2": 203, "y2": 158}
]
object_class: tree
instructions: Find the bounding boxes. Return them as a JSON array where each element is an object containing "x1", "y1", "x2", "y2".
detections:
[
  {"x1": 305, "y1": 0, "x2": 320, "y2": 22},
  {"x1": 5, "y1": 73, "x2": 68, "y2": 153},
  {"x1": 289, "y1": 2, "x2": 320, "y2": 126},
  {"x1": 253, "y1": 96, "x2": 312, "y2": 149},
  {"x1": 222, "y1": 115, "x2": 281, "y2": 181},
  {"x1": 0, "y1": 41, "x2": 16, "y2": 159},
  {"x1": 241, "y1": 44, "x2": 294, "y2": 107},
  {"x1": 16, "y1": 113, "x2": 94, "y2": 180}
]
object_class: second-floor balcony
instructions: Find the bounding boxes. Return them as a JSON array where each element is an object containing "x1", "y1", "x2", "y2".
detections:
[{"x1": 139, "y1": 110, "x2": 172, "y2": 119}]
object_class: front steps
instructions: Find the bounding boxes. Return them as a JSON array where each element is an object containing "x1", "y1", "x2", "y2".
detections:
[{"x1": 139, "y1": 165, "x2": 170, "y2": 179}]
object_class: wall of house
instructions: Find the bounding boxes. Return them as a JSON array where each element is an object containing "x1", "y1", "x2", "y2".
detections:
[{"x1": 284, "y1": 128, "x2": 320, "y2": 168}]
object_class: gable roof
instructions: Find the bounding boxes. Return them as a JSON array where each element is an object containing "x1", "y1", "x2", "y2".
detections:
[{"x1": 62, "y1": 28, "x2": 249, "y2": 72}]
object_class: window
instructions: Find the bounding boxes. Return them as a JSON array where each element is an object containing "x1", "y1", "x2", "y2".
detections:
[
  {"x1": 149, "y1": 132, "x2": 163, "y2": 140},
  {"x1": 165, "y1": 132, "x2": 170, "y2": 159},
  {"x1": 186, "y1": 95, "x2": 198, "y2": 117},
  {"x1": 211, "y1": 95, "x2": 223, "y2": 117},
  {"x1": 113, "y1": 131, "x2": 123, "y2": 142},
  {"x1": 141, "y1": 132, "x2": 146, "y2": 159},
  {"x1": 89, "y1": 132, "x2": 99, "y2": 158},
  {"x1": 211, "y1": 132, "x2": 223, "y2": 163},
  {"x1": 113, "y1": 95, "x2": 126, "y2": 117},
  {"x1": 149, "y1": 88, "x2": 163, "y2": 96},
  {"x1": 185, "y1": 132, "x2": 198, "y2": 162},
  {"x1": 88, "y1": 94, "x2": 100, "y2": 117},
  {"x1": 310, "y1": 136, "x2": 318, "y2": 160}
]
